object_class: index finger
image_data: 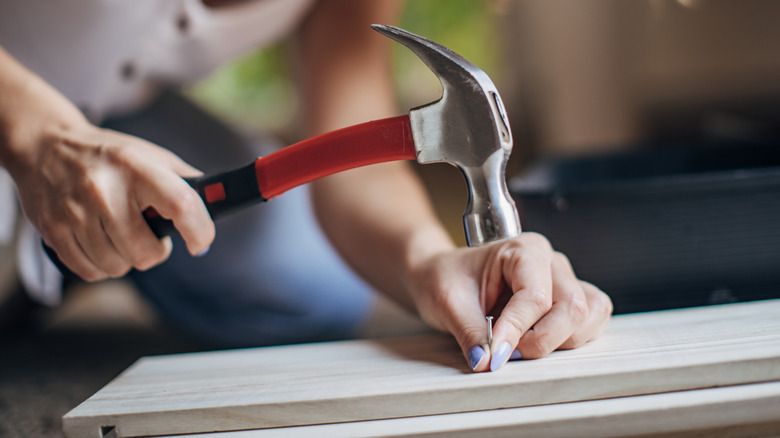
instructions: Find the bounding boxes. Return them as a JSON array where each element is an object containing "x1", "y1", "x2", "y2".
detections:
[
  {"x1": 489, "y1": 235, "x2": 555, "y2": 371},
  {"x1": 134, "y1": 167, "x2": 215, "y2": 256}
]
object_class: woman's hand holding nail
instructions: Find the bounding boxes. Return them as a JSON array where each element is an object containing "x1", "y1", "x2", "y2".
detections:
[{"x1": 410, "y1": 232, "x2": 613, "y2": 373}]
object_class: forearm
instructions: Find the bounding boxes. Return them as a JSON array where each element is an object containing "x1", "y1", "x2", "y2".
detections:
[
  {"x1": 0, "y1": 45, "x2": 87, "y2": 176},
  {"x1": 311, "y1": 164, "x2": 454, "y2": 311},
  {"x1": 298, "y1": 0, "x2": 454, "y2": 311}
]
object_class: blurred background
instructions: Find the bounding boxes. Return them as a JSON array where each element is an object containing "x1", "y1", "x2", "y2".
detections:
[
  {"x1": 188, "y1": 0, "x2": 504, "y2": 141},
  {"x1": 189, "y1": 0, "x2": 780, "y2": 150}
]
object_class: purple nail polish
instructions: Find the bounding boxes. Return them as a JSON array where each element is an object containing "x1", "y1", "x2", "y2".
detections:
[
  {"x1": 490, "y1": 341, "x2": 512, "y2": 372},
  {"x1": 468, "y1": 345, "x2": 486, "y2": 371},
  {"x1": 510, "y1": 349, "x2": 523, "y2": 361},
  {"x1": 195, "y1": 246, "x2": 211, "y2": 258}
]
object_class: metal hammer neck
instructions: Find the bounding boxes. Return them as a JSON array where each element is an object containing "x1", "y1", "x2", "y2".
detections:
[{"x1": 461, "y1": 150, "x2": 522, "y2": 246}]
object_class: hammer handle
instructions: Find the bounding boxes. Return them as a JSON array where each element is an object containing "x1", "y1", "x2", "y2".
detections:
[
  {"x1": 45, "y1": 115, "x2": 416, "y2": 278},
  {"x1": 143, "y1": 163, "x2": 265, "y2": 238},
  {"x1": 149, "y1": 115, "x2": 416, "y2": 233}
]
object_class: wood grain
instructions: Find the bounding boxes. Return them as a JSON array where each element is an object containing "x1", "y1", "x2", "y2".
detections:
[
  {"x1": 63, "y1": 299, "x2": 780, "y2": 437},
  {"x1": 160, "y1": 381, "x2": 780, "y2": 438}
]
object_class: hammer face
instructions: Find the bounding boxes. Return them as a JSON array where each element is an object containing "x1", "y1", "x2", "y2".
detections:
[{"x1": 373, "y1": 24, "x2": 521, "y2": 247}]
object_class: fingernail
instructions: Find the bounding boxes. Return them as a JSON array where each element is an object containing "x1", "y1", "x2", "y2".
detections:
[
  {"x1": 195, "y1": 246, "x2": 211, "y2": 258},
  {"x1": 490, "y1": 341, "x2": 512, "y2": 372},
  {"x1": 468, "y1": 345, "x2": 486, "y2": 371},
  {"x1": 510, "y1": 350, "x2": 523, "y2": 361}
]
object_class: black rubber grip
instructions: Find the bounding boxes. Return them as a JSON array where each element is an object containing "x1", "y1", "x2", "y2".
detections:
[
  {"x1": 44, "y1": 161, "x2": 264, "y2": 279},
  {"x1": 144, "y1": 162, "x2": 264, "y2": 238}
]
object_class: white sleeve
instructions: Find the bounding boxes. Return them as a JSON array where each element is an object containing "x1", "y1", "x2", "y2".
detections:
[
  {"x1": 18, "y1": 219, "x2": 63, "y2": 306},
  {"x1": 2, "y1": 167, "x2": 64, "y2": 306},
  {"x1": 0, "y1": 168, "x2": 15, "y2": 245}
]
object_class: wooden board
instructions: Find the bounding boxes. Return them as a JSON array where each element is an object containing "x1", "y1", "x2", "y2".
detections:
[
  {"x1": 63, "y1": 300, "x2": 780, "y2": 438},
  {"x1": 160, "y1": 381, "x2": 780, "y2": 438}
]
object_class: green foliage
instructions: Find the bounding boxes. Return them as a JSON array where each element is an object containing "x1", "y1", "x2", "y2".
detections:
[
  {"x1": 398, "y1": 0, "x2": 501, "y2": 78},
  {"x1": 187, "y1": 44, "x2": 296, "y2": 131},
  {"x1": 187, "y1": 1, "x2": 500, "y2": 132}
]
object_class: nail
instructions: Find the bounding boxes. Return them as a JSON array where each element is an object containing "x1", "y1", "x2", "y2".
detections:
[
  {"x1": 510, "y1": 350, "x2": 523, "y2": 361},
  {"x1": 468, "y1": 345, "x2": 486, "y2": 371},
  {"x1": 490, "y1": 341, "x2": 512, "y2": 372},
  {"x1": 486, "y1": 316, "x2": 494, "y2": 346},
  {"x1": 195, "y1": 246, "x2": 211, "y2": 258}
]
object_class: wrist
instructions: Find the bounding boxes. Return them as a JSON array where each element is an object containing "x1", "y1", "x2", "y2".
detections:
[
  {"x1": 404, "y1": 224, "x2": 454, "y2": 268},
  {"x1": 403, "y1": 223, "x2": 455, "y2": 310},
  {"x1": 0, "y1": 47, "x2": 88, "y2": 175},
  {"x1": 1, "y1": 95, "x2": 87, "y2": 181}
]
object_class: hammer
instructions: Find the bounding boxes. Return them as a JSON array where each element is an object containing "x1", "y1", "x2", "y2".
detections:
[{"x1": 45, "y1": 25, "x2": 521, "y2": 275}]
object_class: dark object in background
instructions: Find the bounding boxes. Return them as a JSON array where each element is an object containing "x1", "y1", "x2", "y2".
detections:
[{"x1": 510, "y1": 142, "x2": 780, "y2": 314}]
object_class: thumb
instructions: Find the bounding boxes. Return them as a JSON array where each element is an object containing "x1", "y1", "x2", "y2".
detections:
[{"x1": 443, "y1": 292, "x2": 492, "y2": 373}]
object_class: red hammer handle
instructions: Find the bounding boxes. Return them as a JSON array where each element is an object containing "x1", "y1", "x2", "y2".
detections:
[
  {"x1": 255, "y1": 114, "x2": 416, "y2": 198},
  {"x1": 145, "y1": 115, "x2": 415, "y2": 235}
]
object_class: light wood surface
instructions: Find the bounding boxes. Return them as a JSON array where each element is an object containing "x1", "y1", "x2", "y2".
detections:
[
  {"x1": 63, "y1": 299, "x2": 780, "y2": 438},
  {"x1": 162, "y1": 381, "x2": 780, "y2": 438}
]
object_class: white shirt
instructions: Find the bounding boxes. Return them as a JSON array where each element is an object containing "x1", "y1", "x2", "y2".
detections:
[{"x1": 0, "y1": 0, "x2": 315, "y2": 304}]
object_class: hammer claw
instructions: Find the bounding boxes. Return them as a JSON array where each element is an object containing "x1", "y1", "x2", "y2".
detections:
[{"x1": 373, "y1": 25, "x2": 521, "y2": 246}]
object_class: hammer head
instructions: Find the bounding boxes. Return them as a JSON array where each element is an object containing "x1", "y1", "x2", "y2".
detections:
[{"x1": 372, "y1": 25, "x2": 521, "y2": 247}]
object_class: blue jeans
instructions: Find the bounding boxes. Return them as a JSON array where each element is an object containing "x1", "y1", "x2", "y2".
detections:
[{"x1": 103, "y1": 91, "x2": 375, "y2": 347}]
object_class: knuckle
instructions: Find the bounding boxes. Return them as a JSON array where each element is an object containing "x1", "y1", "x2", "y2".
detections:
[
  {"x1": 498, "y1": 245, "x2": 521, "y2": 265},
  {"x1": 82, "y1": 173, "x2": 102, "y2": 197},
  {"x1": 133, "y1": 259, "x2": 157, "y2": 272},
  {"x1": 105, "y1": 143, "x2": 137, "y2": 166},
  {"x1": 527, "y1": 285, "x2": 552, "y2": 314},
  {"x1": 501, "y1": 248, "x2": 536, "y2": 282},
  {"x1": 497, "y1": 308, "x2": 527, "y2": 334},
  {"x1": 568, "y1": 297, "x2": 589, "y2": 324},
  {"x1": 85, "y1": 183, "x2": 114, "y2": 216},
  {"x1": 123, "y1": 218, "x2": 153, "y2": 243},
  {"x1": 514, "y1": 250, "x2": 536, "y2": 270},
  {"x1": 80, "y1": 268, "x2": 107, "y2": 283},
  {"x1": 428, "y1": 284, "x2": 455, "y2": 310},
  {"x1": 134, "y1": 252, "x2": 165, "y2": 271},
  {"x1": 522, "y1": 232, "x2": 553, "y2": 252},
  {"x1": 168, "y1": 188, "x2": 202, "y2": 217},
  {"x1": 522, "y1": 330, "x2": 554, "y2": 359},
  {"x1": 587, "y1": 286, "x2": 614, "y2": 317},
  {"x1": 134, "y1": 259, "x2": 154, "y2": 272},
  {"x1": 561, "y1": 332, "x2": 588, "y2": 350},
  {"x1": 62, "y1": 200, "x2": 87, "y2": 225},
  {"x1": 597, "y1": 293, "x2": 614, "y2": 317},
  {"x1": 552, "y1": 251, "x2": 572, "y2": 270},
  {"x1": 453, "y1": 325, "x2": 484, "y2": 347},
  {"x1": 41, "y1": 221, "x2": 68, "y2": 243},
  {"x1": 106, "y1": 261, "x2": 132, "y2": 278},
  {"x1": 133, "y1": 244, "x2": 170, "y2": 271}
]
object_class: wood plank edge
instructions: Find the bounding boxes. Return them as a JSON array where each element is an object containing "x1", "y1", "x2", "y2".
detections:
[
  {"x1": 154, "y1": 381, "x2": 780, "y2": 438},
  {"x1": 63, "y1": 356, "x2": 780, "y2": 438}
]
